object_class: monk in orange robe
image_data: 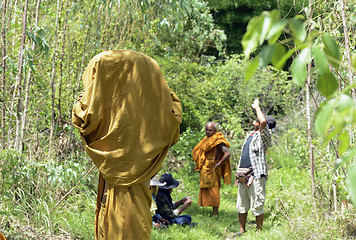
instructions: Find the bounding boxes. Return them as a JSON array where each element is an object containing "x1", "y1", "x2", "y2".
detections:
[
  {"x1": 72, "y1": 50, "x2": 182, "y2": 240},
  {"x1": 192, "y1": 121, "x2": 231, "y2": 215}
]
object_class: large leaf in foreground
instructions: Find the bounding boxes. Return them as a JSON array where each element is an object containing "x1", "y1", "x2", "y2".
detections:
[
  {"x1": 316, "y1": 70, "x2": 338, "y2": 97},
  {"x1": 315, "y1": 100, "x2": 333, "y2": 135},
  {"x1": 291, "y1": 47, "x2": 312, "y2": 86},
  {"x1": 347, "y1": 163, "x2": 356, "y2": 207},
  {"x1": 322, "y1": 33, "x2": 342, "y2": 70}
]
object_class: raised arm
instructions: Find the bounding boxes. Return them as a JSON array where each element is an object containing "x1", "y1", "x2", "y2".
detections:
[{"x1": 252, "y1": 98, "x2": 267, "y2": 131}]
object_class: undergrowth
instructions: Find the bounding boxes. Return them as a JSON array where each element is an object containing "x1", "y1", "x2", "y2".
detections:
[{"x1": 1, "y1": 141, "x2": 355, "y2": 239}]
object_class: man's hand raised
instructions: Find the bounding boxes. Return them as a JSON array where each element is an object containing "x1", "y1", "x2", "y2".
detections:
[{"x1": 252, "y1": 98, "x2": 260, "y2": 110}]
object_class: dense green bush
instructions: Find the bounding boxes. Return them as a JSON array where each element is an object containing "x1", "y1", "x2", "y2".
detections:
[{"x1": 160, "y1": 54, "x2": 297, "y2": 136}]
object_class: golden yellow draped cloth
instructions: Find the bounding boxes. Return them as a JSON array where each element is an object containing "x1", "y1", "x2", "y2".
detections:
[
  {"x1": 72, "y1": 50, "x2": 182, "y2": 240},
  {"x1": 0, "y1": 232, "x2": 6, "y2": 240},
  {"x1": 192, "y1": 132, "x2": 231, "y2": 188}
]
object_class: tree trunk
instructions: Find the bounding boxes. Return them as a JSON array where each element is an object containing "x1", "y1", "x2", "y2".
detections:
[
  {"x1": 339, "y1": 0, "x2": 356, "y2": 103},
  {"x1": 75, "y1": 3, "x2": 96, "y2": 96},
  {"x1": 1, "y1": 0, "x2": 7, "y2": 150},
  {"x1": 22, "y1": 0, "x2": 41, "y2": 153},
  {"x1": 100, "y1": 1, "x2": 110, "y2": 50},
  {"x1": 49, "y1": 0, "x2": 61, "y2": 152},
  {"x1": 14, "y1": 0, "x2": 29, "y2": 151},
  {"x1": 306, "y1": 68, "x2": 318, "y2": 217},
  {"x1": 306, "y1": 0, "x2": 318, "y2": 217},
  {"x1": 113, "y1": 2, "x2": 130, "y2": 49},
  {"x1": 58, "y1": 1, "x2": 69, "y2": 124},
  {"x1": 68, "y1": 3, "x2": 96, "y2": 151},
  {"x1": 5, "y1": 0, "x2": 15, "y2": 147}
]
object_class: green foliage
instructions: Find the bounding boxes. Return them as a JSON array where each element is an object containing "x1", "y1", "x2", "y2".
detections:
[
  {"x1": 242, "y1": 10, "x2": 342, "y2": 97},
  {"x1": 291, "y1": 47, "x2": 312, "y2": 86},
  {"x1": 347, "y1": 163, "x2": 356, "y2": 206},
  {"x1": 160, "y1": 54, "x2": 297, "y2": 138},
  {"x1": 315, "y1": 94, "x2": 355, "y2": 136},
  {"x1": 149, "y1": 168, "x2": 353, "y2": 239},
  {"x1": 2, "y1": 0, "x2": 227, "y2": 160},
  {"x1": 245, "y1": 11, "x2": 356, "y2": 169},
  {"x1": 267, "y1": 128, "x2": 308, "y2": 169},
  {"x1": 241, "y1": 9, "x2": 356, "y2": 208},
  {"x1": 2, "y1": 1, "x2": 356, "y2": 238},
  {"x1": 0, "y1": 150, "x2": 27, "y2": 193},
  {"x1": 207, "y1": 0, "x2": 308, "y2": 54},
  {"x1": 0, "y1": 149, "x2": 98, "y2": 239},
  {"x1": 322, "y1": 33, "x2": 342, "y2": 70},
  {"x1": 122, "y1": 0, "x2": 227, "y2": 58},
  {"x1": 26, "y1": 27, "x2": 50, "y2": 55}
]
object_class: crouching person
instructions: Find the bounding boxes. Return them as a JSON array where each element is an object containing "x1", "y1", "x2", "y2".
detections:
[
  {"x1": 150, "y1": 175, "x2": 170, "y2": 228},
  {"x1": 155, "y1": 173, "x2": 193, "y2": 226}
]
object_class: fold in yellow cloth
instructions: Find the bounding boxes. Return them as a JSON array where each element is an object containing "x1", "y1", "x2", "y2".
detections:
[
  {"x1": 199, "y1": 186, "x2": 220, "y2": 207},
  {"x1": 72, "y1": 49, "x2": 182, "y2": 186},
  {"x1": 97, "y1": 179, "x2": 152, "y2": 240},
  {"x1": 72, "y1": 50, "x2": 182, "y2": 240}
]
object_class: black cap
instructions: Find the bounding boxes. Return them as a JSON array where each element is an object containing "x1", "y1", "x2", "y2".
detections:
[
  {"x1": 159, "y1": 173, "x2": 179, "y2": 189},
  {"x1": 266, "y1": 115, "x2": 276, "y2": 129}
]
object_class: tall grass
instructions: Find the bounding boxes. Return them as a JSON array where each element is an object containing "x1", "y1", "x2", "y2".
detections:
[
  {"x1": 0, "y1": 149, "x2": 98, "y2": 239},
  {"x1": 1, "y1": 145, "x2": 355, "y2": 239},
  {"x1": 150, "y1": 167, "x2": 355, "y2": 239}
]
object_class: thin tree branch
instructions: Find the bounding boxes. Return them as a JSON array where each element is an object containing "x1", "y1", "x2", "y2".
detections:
[{"x1": 52, "y1": 164, "x2": 96, "y2": 211}]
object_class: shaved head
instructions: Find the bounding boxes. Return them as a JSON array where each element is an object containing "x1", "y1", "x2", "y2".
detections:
[
  {"x1": 206, "y1": 121, "x2": 216, "y2": 129},
  {"x1": 205, "y1": 121, "x2": 217, "y2": 137}
]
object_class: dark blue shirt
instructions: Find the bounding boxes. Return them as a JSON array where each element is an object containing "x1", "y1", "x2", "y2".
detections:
[{"x1": 240, "y1": 134, "x2": 253, "y2": 168}]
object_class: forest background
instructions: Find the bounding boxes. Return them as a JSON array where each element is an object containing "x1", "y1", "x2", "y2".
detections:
[{"x1": 1, "y1": 0, "x2": 356, "y2": 239}]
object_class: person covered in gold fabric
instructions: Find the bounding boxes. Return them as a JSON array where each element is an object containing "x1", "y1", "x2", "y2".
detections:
[
  {"x1": 72, "y1": 50, "x2": 182, "y2": 240},
  {"x1": 192, "y1": 122, "x2": 231, "y2": 215}
]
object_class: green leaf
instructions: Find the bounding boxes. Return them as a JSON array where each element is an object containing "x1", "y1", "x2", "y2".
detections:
[
  {"x1": 267, "y1": 19, "x2": 288, "y2": 44},
  {"x1": 315, "y1": 100, "x2": 333, "y2": 135},
  {"x1": 322, "y1": 128, "x2": 341, "y2": 147},
  {"x1": 337, "y1": 147, "x2": 356, "y2": 170},
  {"x1": 242, "y1": 10, "x2": 278, "y2": 59},
  {"x1": 332, "y1": 111, "x2": 348, "y2": 131},
  {"x1": 259, "y1": 10, "x2": 279, "y2": 45},
  {"x1": 312, "y1": 46, "x2": 328, "y2": 75},
  {"x1": 245, "y1": 57, "x2": 259, "y2": 81},
  {"x1": 271, "y1": 43, "x2": 287, "y2": 68},
  {"x1": 291, "y1": 47, "x2": 312, "y2": 86},
  {"x1": 269, "y1": 9, "x2": 281, "y2": 22},
  {"x1": 316, "y1": 70, "x2": 338, "y2": 97},
  {"x1": 274, "y1": 47, "x2": 298, "y2": 69},
  {"x1": 336, "y1": 94, "x2": 354, "y2": 112},
  {"x1": 258, "y1": 44, "x2": 275, "y2": 68},
  {"x1": 290, "y1": 19, "x2": 307, "y2": 45},
  {"x1": 347, "y1": 163, "x2": 356, "y2": 207},
  {"x1": 242, "y1": 15, "x2": 261, "y2": 58},
  {"x1": 322, "y1": 33, "x2": 342, "y2": 70},
  {"x1": 352, "y1": 54, "x2": 356, "y2": 70},
  {"x1": 28, "y1": 61, "x2": 36, "y2": 72},
  {"x1": 337, "y1": 130, "x2": 349, "y2": 156}
]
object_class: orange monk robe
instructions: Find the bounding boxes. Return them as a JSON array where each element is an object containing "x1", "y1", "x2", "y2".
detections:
[
  {"x1": 192, "y1": 132, "x2": 231, "y2": 207},
  {"x1": 0, "y1": 232, "x2": 5, "y2": 240},
  {"x1": 72, "y1": 50, "x2": 182, "y2": 240}
]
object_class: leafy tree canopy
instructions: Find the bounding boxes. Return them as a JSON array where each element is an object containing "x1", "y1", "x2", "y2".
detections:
[{"x1": 206, "y1": 0, "x2": 308, "y2": 54}]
